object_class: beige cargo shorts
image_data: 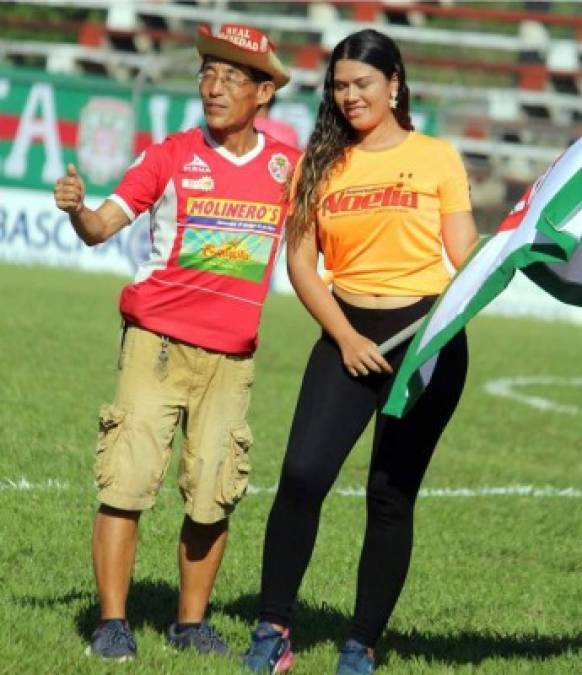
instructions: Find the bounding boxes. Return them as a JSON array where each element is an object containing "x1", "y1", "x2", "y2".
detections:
[{"x1": 94, "y1": 325, "x2": 254, "y2": 523}]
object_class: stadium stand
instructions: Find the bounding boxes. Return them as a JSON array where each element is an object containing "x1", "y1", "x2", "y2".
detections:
[{"x1": 1, "y1": 0, "x2": 580, "y2": 221}]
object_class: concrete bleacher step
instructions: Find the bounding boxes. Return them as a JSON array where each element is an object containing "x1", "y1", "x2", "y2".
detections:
[{"x1": 3, "y1": 0, "x2": 580, "y2": 195}]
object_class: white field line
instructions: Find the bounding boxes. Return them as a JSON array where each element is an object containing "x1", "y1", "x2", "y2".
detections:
[
  {"x1": 1, "y1": 479, "x2": 581, "y2": 498},
  {"x1": 484, "y1": 376, "x2": 582, "y2": 415}
]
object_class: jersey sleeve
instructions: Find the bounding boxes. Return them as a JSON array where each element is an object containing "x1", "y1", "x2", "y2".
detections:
[
  {"x1": 108, "y1": 138, "x2": 175, "y2": 221},
  {"x1": 438, "y1": 141, "x2": 472, "y2": 215}
]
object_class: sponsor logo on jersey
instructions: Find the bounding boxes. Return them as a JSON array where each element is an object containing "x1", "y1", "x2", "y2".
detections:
[
  {"x1": 202, "y1": 242, "x2": 250, "y2": 262},
  {"x1": 182, "y1": 154, "x2": 211, "y2": 173},
  {"x1": 268, "y1": 153, "x2": 292, "y2": 184},
  {"x1": 179, "y1": 228, "x2": 273, "y2": 283},
  {"x1": 321, "y1": 182, "x2": 419, "y2": 216},
  {"x1": 182, "y1": 176, "x2": 215, "y2": 191},
  {"x1": 187, "y1": 198, "x2": 281, "y2": 225}
]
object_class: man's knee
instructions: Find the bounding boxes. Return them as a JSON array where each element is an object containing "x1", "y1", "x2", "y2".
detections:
[
  {"x1": 180, "y1": 421, "x2": 253, "y2": 525},
  {"x1": 180, "y1": 515, "x2": 229, "y2": 559},
  {"x1": 95, "y1": 401, "x2": 174, "y2": 512},
  {"x1": 182, "y1": 514, "x2": 229, "y2": 537},
  {"x1": 97, "y1": 503, "x2": 142, "y2": 521}
]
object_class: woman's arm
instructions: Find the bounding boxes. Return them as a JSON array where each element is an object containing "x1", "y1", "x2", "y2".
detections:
[
  {"x1": 441, "y1": 211, "x2": 480, "y2": 269},
  {"x1": 287, "y1": 230, "x2": 392, "y2": 377}
]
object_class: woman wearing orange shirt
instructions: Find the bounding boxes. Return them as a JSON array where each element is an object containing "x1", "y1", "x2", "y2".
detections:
[{"x1": 243, "y1": 29, "x2": 479, "y2": 675}]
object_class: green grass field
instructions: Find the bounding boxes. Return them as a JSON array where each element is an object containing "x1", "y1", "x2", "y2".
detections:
[{"x1": 1, "y1": 263, "x2": 581, "y2": 675}]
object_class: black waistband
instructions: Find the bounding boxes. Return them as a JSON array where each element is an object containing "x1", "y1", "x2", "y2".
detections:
[{"x1": 328, "y1": 294, "x2": 437, "y2": 347}]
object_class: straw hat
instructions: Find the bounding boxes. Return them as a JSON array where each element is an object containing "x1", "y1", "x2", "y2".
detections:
[{"x1": 196, "y1": 23, "x2": 290, "y2": 89}]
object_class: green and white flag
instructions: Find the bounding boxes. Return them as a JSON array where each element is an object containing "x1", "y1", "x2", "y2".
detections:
[{"x1": 384, "y1": 138, "x2": 582, "y2": 418}]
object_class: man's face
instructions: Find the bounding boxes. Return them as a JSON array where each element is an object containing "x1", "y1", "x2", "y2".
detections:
[{"x1": 198, "y1": 58, "x2": 273, "y2": 132}]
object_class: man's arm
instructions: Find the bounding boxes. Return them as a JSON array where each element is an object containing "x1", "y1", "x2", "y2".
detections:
[{"x1": 54, "y1": 163, "x2": 131, "y2": 246}]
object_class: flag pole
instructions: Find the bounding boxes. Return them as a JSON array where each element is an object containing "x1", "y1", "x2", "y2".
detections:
[{"x1": 377, "y1": 315, "x2": 427, "y2": 356}]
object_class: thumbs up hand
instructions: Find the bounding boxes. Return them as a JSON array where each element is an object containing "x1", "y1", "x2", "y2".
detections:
[{"x1": 54, "y1": 163, "x2": 86, "y2": 215}]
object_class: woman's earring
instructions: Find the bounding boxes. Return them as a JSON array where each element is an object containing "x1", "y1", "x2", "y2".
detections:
[{"x1": 389, "y1": 90, "x2": 398, "y2": 109}]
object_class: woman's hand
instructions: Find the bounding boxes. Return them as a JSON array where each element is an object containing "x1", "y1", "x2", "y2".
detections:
[
  {"x1": 338, "y1": 330, "x2": 393, "y2": 377},
  {"x1": 287, "y1": 228, "x2": 393, "y2": 379}
]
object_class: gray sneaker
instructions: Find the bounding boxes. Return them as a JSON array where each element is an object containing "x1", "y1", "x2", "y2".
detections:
[
  {"x1": 241, "y1": 622, "x2": 294, "y2": 673},
  {"x1": 336, "y1": 639, "x2": 374, "y2": 675},
  {"x1": 85, "y1": 619, "x2": 137, "y2": 661},
  {"x1": 167, "y1": 620, "x2": 230, "y2": 655}
]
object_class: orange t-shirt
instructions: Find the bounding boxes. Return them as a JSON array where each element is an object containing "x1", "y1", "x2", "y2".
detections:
[{"x1": 293, "y1": 132, "x2": 471, "y2": 296}]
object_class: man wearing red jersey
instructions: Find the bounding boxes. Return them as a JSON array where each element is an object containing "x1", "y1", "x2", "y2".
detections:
[{"x1": 53, "y1": 23, "x2": 299, "y2": 661}]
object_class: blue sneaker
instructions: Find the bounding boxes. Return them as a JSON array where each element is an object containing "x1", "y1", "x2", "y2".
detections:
[
  {"x1": 85, "y1": 619, "x2": 137, "y2": 661},
  {"x1": 336, "y1": 639, "x2": 374, "y2": 675},
  {"x1": 242, "y1": 622, "x2": 294, "y2": 673},
  {"x1": 167, "y1": 620, "x2": 230, "y2": 655}
]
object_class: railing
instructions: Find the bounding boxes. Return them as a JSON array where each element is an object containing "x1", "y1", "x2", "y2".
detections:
[{"x1": 1, "y1": 0, "x2": 579, "y2": 202}]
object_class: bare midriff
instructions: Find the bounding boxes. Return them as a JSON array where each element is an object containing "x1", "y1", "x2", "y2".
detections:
[{"x1": 333, "y1": 285, "x2": 423, "y2": 309}]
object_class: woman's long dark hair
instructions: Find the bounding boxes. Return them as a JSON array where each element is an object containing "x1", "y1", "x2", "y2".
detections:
[{"x1": 287, "y1": 29, "x2": 413, "y2": 250}]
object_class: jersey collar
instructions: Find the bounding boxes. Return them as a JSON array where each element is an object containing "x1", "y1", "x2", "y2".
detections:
[{"x1": 202, "y1": 126, "x2": 265, "y2": 166}]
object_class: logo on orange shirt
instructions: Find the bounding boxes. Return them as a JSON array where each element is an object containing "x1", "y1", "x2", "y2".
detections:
[{"x1": 321, "y1": 182, "x2": 418, "y2": 216}]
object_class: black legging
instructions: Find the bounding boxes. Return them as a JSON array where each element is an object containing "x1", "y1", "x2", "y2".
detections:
[{"x1": 259, "y1": 296, "x2": 468, "y2": 647}]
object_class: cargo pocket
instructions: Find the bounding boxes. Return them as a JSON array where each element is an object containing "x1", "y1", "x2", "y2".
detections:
[
  {"x1": 216, "y1": 423, "x2": 253, "y2": 507},
  {"x1": 95, "y1": 403, "x2": 127, "y2": 490}
]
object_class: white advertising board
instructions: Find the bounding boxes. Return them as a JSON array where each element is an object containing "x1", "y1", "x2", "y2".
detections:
[
  {"x1": 2, "y1": 188, "x2": 581, "y2": 323},
  {"x1": 0, "y1": 186, "x2": 294, "y2": 290}
]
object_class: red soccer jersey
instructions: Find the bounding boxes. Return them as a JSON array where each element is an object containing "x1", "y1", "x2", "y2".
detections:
[{"x1": 110, "y1": 127, "x2": 299, "y2": 354}]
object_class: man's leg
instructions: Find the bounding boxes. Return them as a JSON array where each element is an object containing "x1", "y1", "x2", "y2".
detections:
[
  {"x1": 177, "y1": 516, "x2": 228, "y2": 623},
  {"x1": 92, "y1": 504, "x2": 141, "y2": 620},
  {"x1": 93, "y1": 327, "x2": 186, "y2": 621},
  {"x1": 167, "y1": 348, "x2": 254, "y2": 653},
  {"x1": 88, "y1": 327, "x2": 186, "y2": 659}
]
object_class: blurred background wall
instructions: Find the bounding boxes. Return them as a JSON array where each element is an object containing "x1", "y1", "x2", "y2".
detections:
[{"x1": 0, "y1": 1, "x2": 580, "y2": 304}]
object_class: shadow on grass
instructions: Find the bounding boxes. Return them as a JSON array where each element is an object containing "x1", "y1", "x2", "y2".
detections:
[
  {"x1": 14, "y1": 589, "x2": 93, "y2": 608},
  {"x1": 377, "y1": 629, "x2": 582, "y2": 665},
  {"x1": 14, "y1": 585, "x2": 582, "y2": 665},
  {"x1": 218, "y1": 593, "x2": 582, "y2": 665},
  {"x1": 215, "y1": 592, "x2": 350, "y2": 649},
  {"x1": 12, "y1": 580, "x2": 178, "y2": 640},
  {"x1": 74, "y1": 579, "x2": 178, "y2": 639}
]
